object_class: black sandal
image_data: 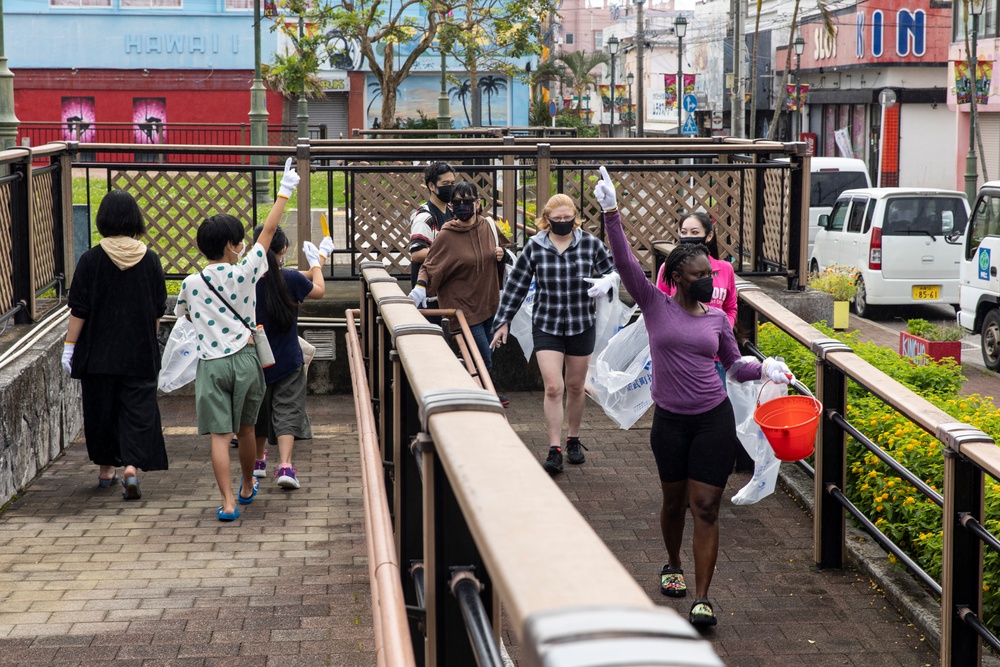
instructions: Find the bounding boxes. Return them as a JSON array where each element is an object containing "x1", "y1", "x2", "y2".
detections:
[
  {"x1": 659, "y1": 565, "x2": 686, "y2": 597},
  {"x1": 689, "y1": 599, "x2": 717, "y2": 628}
]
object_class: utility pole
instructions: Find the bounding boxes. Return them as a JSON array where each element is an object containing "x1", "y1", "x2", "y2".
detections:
[
  {"x1": 437, "y1": 43, "x2": 451, "y2": 130},
  {"x1": 249, "y1": 0, "x2": 271, "y2": 203},
  {"x1": 731, "y1": 0, "x2": 745, "y2": 138},
  {"x1": 635, "y1": 0, "x2": 645, "y2": 137},
  {"x1": 0, "y1": 0, "x2": 19, "y2": 152},
  {"x1": 296, "y1": 13, "x2": 309, "y2": 139}
]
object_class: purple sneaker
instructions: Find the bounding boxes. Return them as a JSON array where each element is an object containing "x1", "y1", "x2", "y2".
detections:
[
  {"x1": 275, "y1": 465, "x2": 300, "y2": 490},
  {"x1": 253, "y1": 450, "x2": 268, "y2": 479}
]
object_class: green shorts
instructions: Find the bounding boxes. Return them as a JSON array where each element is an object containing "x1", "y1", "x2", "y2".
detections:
[
  {"x1": 194, "y1": 345, "x2": 266, "y2": 435},
  {"x1": 255, "y1": 364, "x2": 312, "y2": 445}
]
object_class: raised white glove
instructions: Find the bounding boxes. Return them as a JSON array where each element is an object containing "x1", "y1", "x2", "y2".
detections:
[
  {"x1": 278, "y1": 157, "x2": 300, "y2": 199},
  {"x1": 594, "y1": 166, "x2": 618, "y2": 211},
  {"x1": 302, "y1": 241, "x2": 322, "y2": 268},
  {"x1": 408, "y1": 285, "x2": 428, "y2": 308},
  {"x1": 584, "y1": 273, "x2": 617, "y2": 298},
  {"x1": 318, "y1": 236, "x2": 335, "y2": 263},
  {"x1": 61, "y1": 342, "x2": 74, "y2": 374},
  {"x1": 761, "y1": 357, "x2": 793, "y2": 384}
]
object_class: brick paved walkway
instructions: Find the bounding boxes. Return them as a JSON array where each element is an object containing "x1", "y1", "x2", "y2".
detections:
[{"x1": 0, "y1": 390, "x2": 938, "y2": 666}]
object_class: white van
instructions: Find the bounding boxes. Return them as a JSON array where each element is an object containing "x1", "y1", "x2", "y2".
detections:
[
  {"x1": 811, "y1": 187, "x2": 968, "y2": 317},
  {"x1": 807, "y1": 157, "x2": 872, "y2": 258},
  {"x1": 958, "y1": 181, "x2": 1000, "y2": 370}
]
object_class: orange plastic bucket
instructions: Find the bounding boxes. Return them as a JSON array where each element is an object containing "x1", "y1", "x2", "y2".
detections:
[{"x1": 753, "y1": 394, "x2": 822, "y2": 461}]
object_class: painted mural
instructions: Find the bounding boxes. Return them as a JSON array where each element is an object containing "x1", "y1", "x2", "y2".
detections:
[
  {"x1": 366, "y1": 75, "x2": 510, "y2": 128},
  {"x1": 132, "y1": 98, "x2": 167, "y2": 144},
  {"x1": 61, "y1": 97, "x2": 96, "y2": 142}
]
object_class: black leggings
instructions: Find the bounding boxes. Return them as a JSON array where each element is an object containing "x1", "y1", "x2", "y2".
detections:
[{"x1": 649, "y1": 398, "x2": 739, "y2": 488}]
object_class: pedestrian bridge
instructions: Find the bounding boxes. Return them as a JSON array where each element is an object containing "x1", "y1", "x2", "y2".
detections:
[{"x1": 0, "y1": 139, "x2": 998, "y2": 665}]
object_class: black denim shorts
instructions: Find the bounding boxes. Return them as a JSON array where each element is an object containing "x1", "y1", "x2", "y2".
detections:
[{"x1": 532, "y1": 325, "x2": 596, "y2": 357}]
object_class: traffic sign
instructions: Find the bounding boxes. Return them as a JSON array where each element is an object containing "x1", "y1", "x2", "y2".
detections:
[
  {"x1": 681, "y1": 115, "x2": 698, "y2": 136},
  {"x1": 682, "y1": 94, "x2": 698, "y2": 113},
  {"x1": 549, "y1": 101, "x2": 557, "y2": 117}
]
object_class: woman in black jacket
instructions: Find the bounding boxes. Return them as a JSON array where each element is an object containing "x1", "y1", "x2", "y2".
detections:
[{"x1": 63, "y1": 190, "x2": 168, "y2": 500}]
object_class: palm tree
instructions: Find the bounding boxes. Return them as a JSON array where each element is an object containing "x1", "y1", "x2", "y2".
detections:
[
  {"x1": 449, "y1": 79, "x2": 472, "y2": 125},
  {"x1": 366, "y1": 80, "x2": 383, "y2": 126},
  {"x1": 530, "y1": 60, "x2": 567, "y2": 103},
  {"x1": 479, "y1": 75, "x2": 507, "y2": 125},
  {"x1": 556, "y1": 50, "x2": 610, "y2": 111}
]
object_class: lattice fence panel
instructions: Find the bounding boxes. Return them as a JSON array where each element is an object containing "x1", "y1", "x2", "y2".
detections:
[
  {"x1": 562, "y1": 166, "x2": 757, "y2": 275},
  {"x1": 31, "y1": 171, "x2": 56, "y2": 291},
  {"x1": 351, "y1": 169, "x2": 498, "y2": 273},
  {"x1": 761, "y1": 168, "x2": 791, "y2": 268},
  {"x1": 0, "y1": 182, "x2": 12, "y2": 314},
  {"x1": 112, "y1": 170, "x2": 253, "y2": 276}
]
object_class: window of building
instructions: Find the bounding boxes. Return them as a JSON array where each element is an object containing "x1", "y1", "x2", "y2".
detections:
[
  {"x1": 121, "y1": 0, "x2": 182, "y2": 8},
  {"x1": 50, "y1": 0, "x2": 111, "y2": 6},
  {"x1": 565, "y1": 33, "x2": 574, "y2": 45},
  {"x1": 225, "y1": 0, "x2": 253, "y2": 8}
]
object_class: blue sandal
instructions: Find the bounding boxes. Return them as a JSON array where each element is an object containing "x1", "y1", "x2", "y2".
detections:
[
  {"x1": 217, "y1": 506, "x2": 239, "y2": 521},
  {"x1": 98, "y1": 473, "x2": 118, "y2": 488},
  {"x1": 121, "y1": 476, "x2": 141, "y2": 500},
  {"x1": 237, "y1": 478, "x2": 259, "y2": 505}
]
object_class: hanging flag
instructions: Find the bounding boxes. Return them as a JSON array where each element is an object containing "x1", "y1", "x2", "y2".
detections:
[
  {"x1": 956, "y1": 61, "x2": 972, "y2": 105},
  {"x1": 784, "y1": 83, "x2": 811, "y2": 111},
  {"x1": 977, "y1": 60, "x2": 993, "y2": 105},
  {"x1": 599, "y1": 84, "x2": 611, "y2": 112},
  {"x1": 263, "y1": 0, "x2": 277, "y2": 18},
  {"x1": 683, "y1": 74, "x2": 696, "y2": 97},
  {"x1": 664, "y1": 74, "x2": 678, "y2": 110}
]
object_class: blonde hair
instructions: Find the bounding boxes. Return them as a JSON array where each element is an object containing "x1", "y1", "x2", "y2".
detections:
[{"x1": 537, "y1": 193, "x2": 582, "y2": 231}]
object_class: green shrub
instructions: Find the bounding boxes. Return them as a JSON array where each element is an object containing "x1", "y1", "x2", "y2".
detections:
[{"x1": 757, "y1": 322, "x2": 1000, "y2": 628}]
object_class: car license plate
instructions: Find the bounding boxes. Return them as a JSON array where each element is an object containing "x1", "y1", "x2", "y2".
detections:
[{"x1": 913, "y1": 285, "x2": 940, "y2": 300}]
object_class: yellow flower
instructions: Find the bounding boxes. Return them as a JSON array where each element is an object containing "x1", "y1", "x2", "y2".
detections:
[
  {"x1": 886, "y1": 481, "x2": 895, "y2": 488},
  {"x1": 876, "y1": 505, "x2": 884, "y2": 512},
  {"x1": 905, "y1": 497, "x2": 915, "y2": 505},
  {"x1": 869, "y1": 471, "x2": 878, "y2": 478},
  {"x1": 905, "y1": 444, "x2": 915, "y2": 451},
  {"x1": 895, "y1": 429, "x2": 903, "y2": 437},
  {"x1": 860, "y1": 483, "x2": 869, "y2": 491}
]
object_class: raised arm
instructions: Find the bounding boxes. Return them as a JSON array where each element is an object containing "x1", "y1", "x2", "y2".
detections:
[
  {"x1": 257, "y1": 158, "x2": 299, "y2": 254},
  {"x1": 593, "y1": 166, "x2": 659, "y2": 310}
]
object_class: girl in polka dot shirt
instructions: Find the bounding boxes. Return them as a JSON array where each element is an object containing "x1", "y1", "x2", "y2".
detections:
[{"x1": 174, "y1": 159, "x2": 300, "y2": 521}]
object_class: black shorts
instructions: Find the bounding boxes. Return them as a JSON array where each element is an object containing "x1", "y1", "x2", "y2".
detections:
[
  {"x1": 532, "y1": 325, "x2": 597, "y2": 357},
  {"x1": 649, "y1": 398, "x2": 739, "y2": 488}
]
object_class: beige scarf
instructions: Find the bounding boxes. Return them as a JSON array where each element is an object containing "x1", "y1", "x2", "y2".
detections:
[{"x1": 99, "y1": 237, "x2": 147, "y2": 270}]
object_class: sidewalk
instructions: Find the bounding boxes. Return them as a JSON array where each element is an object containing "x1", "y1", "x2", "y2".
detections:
[{"x1": 0, "y1": 387, "x2": 938, "y2": 666}]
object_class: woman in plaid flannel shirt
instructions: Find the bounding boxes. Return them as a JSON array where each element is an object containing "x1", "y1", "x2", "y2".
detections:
[{"x1": 491, "y1": 194, "x2": 618, "y2": 475}]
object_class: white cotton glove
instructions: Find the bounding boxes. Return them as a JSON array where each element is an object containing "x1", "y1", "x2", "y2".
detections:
[
  {"x1": 594, "y1": 166, "x2": 618, "y2": 211},
  {"x1": 408, "y1": 285, "x2": 428, "y2": 308},
  {"x1": 61, "y1": 342, "x2": 74, "y2": 374},
  {"x1": 584, "y1": 273, "x2": 617, "y2": 298},
  {"x1": 278, "y1": 157, "x2": 300, "y2": 199},
  {"x1": 318, "y1": 236, "x2": 335, "y2": 263},
  {"x1": 302, "y1": 241, "x2": 322, "y2": 268},
  {"x1": 761, "y1": 357, "x2": 793, "y2": 384}
]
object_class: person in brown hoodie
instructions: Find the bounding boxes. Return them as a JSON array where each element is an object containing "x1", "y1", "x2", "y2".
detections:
[{"x1": 409, "y1": 182, "x2": 511, "y2": 404}]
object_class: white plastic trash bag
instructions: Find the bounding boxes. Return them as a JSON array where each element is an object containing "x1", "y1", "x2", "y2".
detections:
[
  {"x1": 727, "y1": 361, "x2": 788, "y2": 505},
  {"x1": 508, "y1": 278, "x2": 537, "y2": 362},
  {"x1": 588, "y1": 273, "x2": 638, "y2": 380},
  {"x1": 158, "y1": 318, "x2": 199, "y2": 393},
  {"x1": 588, "y1": 316, "x2": 654, "y2": 429}
]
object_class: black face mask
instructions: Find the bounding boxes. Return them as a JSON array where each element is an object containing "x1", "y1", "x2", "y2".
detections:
[
  {"x1": 680, "y1": 236, "x2": 707, "y2": 245},
  {"x1": 434, "y1": 184, "x2": 456, "y2": 203},
  {"x1": 452, "y1": 203, "x2": 476, "y2": 221},
  {"x1": 688, "y1": 276, "x2": 714, "y2": 303},
  {"x1": 550, "y1": 221, "x2": 575, "y2": 236}
]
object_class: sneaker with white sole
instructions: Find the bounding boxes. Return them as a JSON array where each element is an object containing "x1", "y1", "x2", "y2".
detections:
[
  {"x1": 253, "y1": 450, "x2": 268, "y2": 479},
  {"x1": 275, "y1": 465, "x2": 300, "y2": 489}
]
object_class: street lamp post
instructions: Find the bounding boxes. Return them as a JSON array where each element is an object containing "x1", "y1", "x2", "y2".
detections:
[
  {"x1": 0, "y1": 0, "x2": 18, "y2": 152},
  {"x1": 607, "y1": 35, "x2": 620, "y2": 138},
  {"x1": 296, "y1": 13, "x2": 308, "y2": 139},
  {"x1": 437, "y1": 44, "x2": 451, "y2": 130},
  {"x1": 626, "y1": 71, "x2": 635, "y2": 137},
  {"x1": 675, "y1": 16, "x2": 687, "y2": 137},
  {"x1": 965, "y1": 0, "x2": 986, "y2": 204},
  {"x1": 249, "y1": 0, "x2": 271, "y2": 203},
  {"x1": 792, "y1": 35, "x2": 805, "y2": 142}
]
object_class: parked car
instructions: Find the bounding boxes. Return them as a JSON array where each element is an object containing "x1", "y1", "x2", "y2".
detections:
[
  {"x1": 807, "y1": 157, "x2": 872, "y2": 258},
  {"x1": 810, "y1": 187, "x2": 968, "y2": 318},
  {"x1": 958, "y1": 181, "x2": 1000, "y2": 370}
]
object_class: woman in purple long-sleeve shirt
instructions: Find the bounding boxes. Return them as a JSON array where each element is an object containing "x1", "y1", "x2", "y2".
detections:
[{"x1": 594, "y1": 167, "x2": 791, "y2": 629}]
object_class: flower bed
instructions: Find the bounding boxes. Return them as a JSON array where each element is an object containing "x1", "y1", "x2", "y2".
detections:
[{"x1": 758, "y1": 323, "x2": 1000, "y2": 632}]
